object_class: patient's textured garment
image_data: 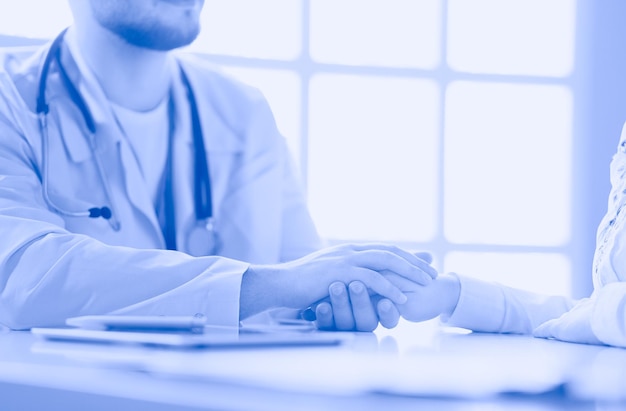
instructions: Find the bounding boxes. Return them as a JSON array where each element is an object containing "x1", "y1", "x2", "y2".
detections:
[{"x1": 444, "y1": 124, "x2": 626, "y2": 347}]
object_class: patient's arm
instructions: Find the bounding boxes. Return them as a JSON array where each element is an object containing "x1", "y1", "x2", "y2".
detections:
[{"x1": 397, "y1": 273, "x2": 577, "y2": 335}]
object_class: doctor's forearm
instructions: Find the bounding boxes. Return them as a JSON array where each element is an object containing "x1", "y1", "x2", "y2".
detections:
[{"x1": 0, "y1": 232, "x2": 247, "y2": 329}]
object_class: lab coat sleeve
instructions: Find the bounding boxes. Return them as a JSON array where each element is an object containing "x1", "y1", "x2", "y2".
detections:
[
  {"x1": 0, "y1": 78, "x2": 248, "y2": 330},
  {"x1": 443, "y1": 274, "x2": 576, "y2": 334}
]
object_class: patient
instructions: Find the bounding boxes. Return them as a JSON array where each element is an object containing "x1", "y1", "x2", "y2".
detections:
[{"x1": 396, "y1": 125, "x2": 626, "y2": 348}]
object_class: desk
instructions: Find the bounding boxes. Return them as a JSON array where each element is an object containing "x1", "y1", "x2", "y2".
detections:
[{"x1": 0, "y1": 320, "x2": 623, "y2": 411}]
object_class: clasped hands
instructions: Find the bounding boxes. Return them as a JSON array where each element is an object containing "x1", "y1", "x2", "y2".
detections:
[
  {"x1": 241, "y1": 244, "x2": 461, "y2": 332},
  {"x1": 309, "y1": 250, "x2": 435, "y2": 331}
]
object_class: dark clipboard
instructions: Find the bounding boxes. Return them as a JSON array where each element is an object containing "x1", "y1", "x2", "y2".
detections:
[{"x1": 31, "y1": 316, "x2": 344, "y2": 349}]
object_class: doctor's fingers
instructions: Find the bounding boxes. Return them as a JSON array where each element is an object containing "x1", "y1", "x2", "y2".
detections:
[
  {"x1": 315, "y1": 301, "x2": 335, "y2": 330},
  {"x1": 413, "y1": 251, "x2": 433, "y2": 264},
  {"x1": 338, "y1": 267, "x2": 407, "y2": 305},
  {"x1": 328, "y1": 282, "x2": 356, "y2": 331},
  {"x1": 347, "y1": 281, "x2": 379, "y2": 332},
  {"x1": 346, "y1": 250, "x2": 437, "y2": 285},
  {"x1": 318, "y1": 282, "x2": 379, "y2": 331},
  {"x1": 376, "y1": 270, "x2": 427, "y2": 293},
  {"x1": 376, "y1": 298, "x2": 400, "y2": 329},
  {"x1": 348, "y1": 244, "x2": 437, "y2": 279}
]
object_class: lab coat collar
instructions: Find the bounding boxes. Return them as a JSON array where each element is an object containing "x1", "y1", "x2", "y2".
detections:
[
  {"x1": 47, "y1": 32, "x2": 122, "y2": 164},
  {"x1": 51, "y1": 33, "x2": 164, "y2": 241},
  {"x1": 63, "y1": 27, "x2": 112, "y2": 129}
]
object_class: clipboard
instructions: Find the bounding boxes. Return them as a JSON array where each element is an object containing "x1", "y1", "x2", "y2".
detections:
[
  {"x1": 64, "y1": 314, "x2": 317, "y2": 334},
  {"x1": 31, "y1": 315, "x2": 344, "y2": 349},
  {"x1": 30, "y1": 327, "x2": 345, "y2": 349},
  {"x1": 65, "y1": 315, "x2": 210, "y2": 333}
]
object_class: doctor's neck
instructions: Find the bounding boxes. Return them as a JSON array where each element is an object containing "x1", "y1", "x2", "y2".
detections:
[{"x1": 71, "y1": 22, "x2": 171, "y2": 112}]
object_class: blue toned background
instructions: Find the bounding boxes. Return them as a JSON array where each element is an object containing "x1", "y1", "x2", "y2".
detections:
[{"x1": 0, "y1": 0, "x2": 623, "y2": 300}]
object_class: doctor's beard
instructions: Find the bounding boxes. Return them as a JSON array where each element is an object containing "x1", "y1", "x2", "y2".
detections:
[{"x1": 90, "y1": 0, "x2": 204, "y2": 51}]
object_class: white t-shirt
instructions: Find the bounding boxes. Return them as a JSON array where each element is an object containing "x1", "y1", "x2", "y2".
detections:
[{"x1": 110, "y1": 100, "x2": 169, "y2": 205}]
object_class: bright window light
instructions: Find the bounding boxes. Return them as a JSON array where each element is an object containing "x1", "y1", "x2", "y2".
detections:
[
  {"x1": 188, "y1": 0, "x2": 302, "y2": 60},
  {"x1": 444, "y1": 81, "x2": 573, "y2": 246},
  {"x1": 310, "y1": 0, "x2": 442, "y2": 68},
  {"x1": 447, "y1": 0, "x2": 576, "y2": 77},
  {"x1": 0, "y1": 0, "x2": 73, "y2": 39},
  {"x1": 0, "y1": 0, "x2": 584, "y2": 296},
  {"x1": 444, "y1": 252, "x2": 572, "y2": 297},
  {"x1": 308, "y1": 74, "x2": 440, "y2": 242}
]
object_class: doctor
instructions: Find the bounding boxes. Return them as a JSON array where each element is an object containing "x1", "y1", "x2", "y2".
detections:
[{"x1": 0, "y1": 0, "x2": 436, "y2": 330}]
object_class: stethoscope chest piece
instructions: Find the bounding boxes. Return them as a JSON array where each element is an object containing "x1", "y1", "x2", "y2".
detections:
[{"x1": 186, "y1": 218, "x2": 219, "y2": 257}]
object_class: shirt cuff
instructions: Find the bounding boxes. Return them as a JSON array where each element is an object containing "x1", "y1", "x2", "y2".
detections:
[
  {"x1": 200, "y1": 258, "x2": 249, "y2": 327},
  {"x1": 591, "y1": 282, "x2": 626, "y2": 347},
  {"x1": 443, "y1": 274, "x2": 506, "y2": 333}
]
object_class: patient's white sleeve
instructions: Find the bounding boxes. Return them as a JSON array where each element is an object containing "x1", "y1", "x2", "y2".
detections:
[
  {"x1": 591, "y1": 282, "x2": 626, "y2": 347},
  {"x1": 443, "y1": 274, "x2": 576, "y2": 334}
]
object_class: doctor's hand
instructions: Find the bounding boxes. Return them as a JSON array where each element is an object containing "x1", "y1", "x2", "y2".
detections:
[
  {"x1": 239, "y1": 244, "x2": 438, "y2": 323},
  {"x1": 313, "y1": 282, "x2": 401, "y2": 331},
  {"x1": 313, "y1": 251, "x2": 436, "y2": 331}
]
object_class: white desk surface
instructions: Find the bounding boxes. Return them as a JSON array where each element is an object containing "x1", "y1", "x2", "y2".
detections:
[{"x1": 0, "y1": 319, "x2": 624, "y2": 411}]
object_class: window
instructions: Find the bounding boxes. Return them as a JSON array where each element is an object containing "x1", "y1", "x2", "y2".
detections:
[
  {"x1": 1, "y1": 0, "x2": 584, "y2": 298},
  {"x1": 194, "y1": 0, "x2": 579, "y2": 297},
  {"x1": 0, "y1": 0, "x2": 72, "y2": 39}
]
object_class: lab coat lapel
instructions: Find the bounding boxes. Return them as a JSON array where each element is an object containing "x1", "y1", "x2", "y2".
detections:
[
  {"x1": 53, "y1": 42, "x2": 165, "y2": 246},
  {"x1": 172, "y1": 58, "x2": 247, "y2": 255},
  {"x1": 169, "y1": 62, "x2": 196, "y2": 253}
]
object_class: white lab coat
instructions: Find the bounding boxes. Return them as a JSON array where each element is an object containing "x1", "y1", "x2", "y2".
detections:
[{"x1": 0, "y1": 38, "x2": 321, "y2": 329}]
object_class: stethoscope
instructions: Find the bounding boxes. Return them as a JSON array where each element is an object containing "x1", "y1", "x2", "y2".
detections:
[{"x1": 36, "y1": 29, "x2": 218, "y2": 255}]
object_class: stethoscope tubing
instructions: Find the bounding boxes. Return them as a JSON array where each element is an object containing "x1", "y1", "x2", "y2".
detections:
[
  {"x1": 179, "y1": 67, "x2": 212, "y2": 221},
  {"x1": 39, "y1": 110, "x2": 119, "y2": 226},
  {"x1": 36, "y1": 29, "x2": 215, "y2": 248}
]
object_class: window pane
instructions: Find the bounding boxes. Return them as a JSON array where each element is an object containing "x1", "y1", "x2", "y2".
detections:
[
  {"x1": 444, "y1": 81, "x2": 572, "y2": 246},
  {"x1": 0, "y1": 0, "x2": 72, "y2": 39},
  {"x1": 444, "y1": 252, "x2": 572, "y2": 296},
  {"x1": 447, "y1": 0, "x2": 576, "y2": 77},
  {"x1": 308, "y1": 74, "x2": 439, "y2": 242},
  {"x1": 188, "y1": 0, "x2": 302, "y2": 60},
  {"x1": 310, "y1": 0, "x2": 442, "y2": 68},
  {"x1": 218, "y1": 67, "x2": 301, "y2": 170}
]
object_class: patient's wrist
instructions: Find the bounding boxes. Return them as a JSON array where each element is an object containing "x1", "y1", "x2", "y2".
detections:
[{"x1": 438, "y1": 274, "x2": 461, "y2": 318}]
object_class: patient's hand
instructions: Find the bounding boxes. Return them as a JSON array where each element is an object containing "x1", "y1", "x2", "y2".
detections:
[
  {"x1": 394, "y1": 274, "x2": 461, "y2": 323},
  {"x1": 533, "y1": 298, "x2": 601, "y2": 345}
]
